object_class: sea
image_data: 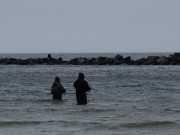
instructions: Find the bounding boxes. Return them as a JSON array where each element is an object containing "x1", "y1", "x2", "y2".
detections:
[{"x1": 0, "y1": 53, "x2": 180, "y2": 135}]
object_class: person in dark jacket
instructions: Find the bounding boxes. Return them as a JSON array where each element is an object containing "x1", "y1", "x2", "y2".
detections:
[
  {"x1": 74, "y1": 73, "x2": 91, "y2": 105},
  {"x1": 51, "y1": 77, "x2": 66, "y2": 100}
]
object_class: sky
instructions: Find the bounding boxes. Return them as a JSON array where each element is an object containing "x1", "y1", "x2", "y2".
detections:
[{"x1": 0, "y1": 0, "x2": 180, "y2": 53}]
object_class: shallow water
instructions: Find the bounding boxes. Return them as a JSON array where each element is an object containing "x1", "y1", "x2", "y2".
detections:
[{"x1": 0, "y1": 55, "x2": 180, "y2": 135}]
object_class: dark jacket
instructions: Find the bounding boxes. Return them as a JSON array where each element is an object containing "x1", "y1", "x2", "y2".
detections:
[
  {"x1": 74, "y1": 78, "x2": 91, "y2": 105},
  {"x1": 51, "y1": 81, "x2": 66, "y2": 100}
]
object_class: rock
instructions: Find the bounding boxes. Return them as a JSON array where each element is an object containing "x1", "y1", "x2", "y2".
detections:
[
  {"x1": 4, "y1": 58, "x2": 18, "y2": 64},
  {"x1": 159, "y1": 59, "x2": 170, "y2": 65},
  {"x1": 176, "y1": 58, "x2": 180, "y2": 65},
  {"x1": 0, "y1": 53, "x2": 180, "y2": 65},
  {"x1": 173, "y1": 53, "x2": 180, "y2": 58},
  {"x1": 86, "y1": 58, "x2": 96, "y2": 65},
  {"x1": 135, "y1": 58, "x2": 147, "y2": 65},
  {"x1": 26, "y1": 58, "x2": 35, "y2": 65},
  {"x1": 124, "y1": 56, "x2": 131, "y2": 63},
  {"x1": 168, "y1": 54, "x2": 173, "y2": 59},
  {"x1": 156, "y1": 56, "x2": 166, "y2": 64},
  {"x1": 78, "y1": 58, "x2": 86, "y2": 65},
  {"x1": 168, "y1": 53, "x2": 180, "y2": 63},
  {"x1": 95, "y1": 57, "x2": 110, "y2": 65},
  {"x1": 147, "y1": 56, "x2": 159, "y2": 64},
  {"x1": 68, "y1": 58, "x2": 87, "y2": 65},
  {"x1": 112, "y1": 55, "x2": 124, "y2": 65},
  {"x1": 115, "y1": 54, "x2": 123, "y2": 61},
  {"x1": 19, "y1": 60, "x2": 29, "y2": 65},
  {"x1": 68, "y1": 58, "x2": 78, "y2": 65},
  {"x1": 36, "y1": 58, "x2": 44, "y2": 64},
  {"x1": 108, "y1": 58, "x2": 115, "y2": 65}
]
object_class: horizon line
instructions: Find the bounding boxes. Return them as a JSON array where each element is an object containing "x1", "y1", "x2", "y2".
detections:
[{"x1": 0, "y1": 52, "x2": 177, "y2": 54}]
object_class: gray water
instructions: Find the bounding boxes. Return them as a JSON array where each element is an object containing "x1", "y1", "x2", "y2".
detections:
[{"x1": 0, "y1": 53, "x2": 180, "y2": 135}]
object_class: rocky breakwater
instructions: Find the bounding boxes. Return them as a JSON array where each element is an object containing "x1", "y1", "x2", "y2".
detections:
[
  {"x1": 68, "y1": 54, "x2": 132, "y2": 65},
  {"x1": 0, "y1": 53, "x2": 180, "y2": 65},
  {"x1": 0, "y1": 54, "x2": 63, "y2": 65}
]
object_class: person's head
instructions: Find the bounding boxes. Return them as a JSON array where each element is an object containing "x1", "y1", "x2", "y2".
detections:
[
  {"x1": 55, "y1": 76, "x2": 60, "y2": 82},
  {"x1": 78, "y1": 73, "x2": 85, "y2": 80}
]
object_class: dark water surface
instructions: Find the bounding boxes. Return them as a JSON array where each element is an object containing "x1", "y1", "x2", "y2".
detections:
[{"x1": 0, "y1": 53, "x2": 180, "y2": 135}]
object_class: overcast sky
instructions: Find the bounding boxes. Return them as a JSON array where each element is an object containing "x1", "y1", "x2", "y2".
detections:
[{"x1": 0, "y1": 0, "x2": 180, "y2": 53}]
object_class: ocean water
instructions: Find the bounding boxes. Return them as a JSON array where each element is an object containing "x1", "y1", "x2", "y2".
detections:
[{"x1": 0, "y1": 53, "x2": 180, "y2": 135}]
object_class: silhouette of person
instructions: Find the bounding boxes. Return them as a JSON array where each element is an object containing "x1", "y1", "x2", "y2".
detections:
[
  {"x1": 51, "y1": 77, "x2": 66, "y2": 100},
  {"x1": 48, "y1": 54, "x2": 52, "y2": 59},
  {"x1": 74, "y1": 73, "x2": 91, "y2": 105}
]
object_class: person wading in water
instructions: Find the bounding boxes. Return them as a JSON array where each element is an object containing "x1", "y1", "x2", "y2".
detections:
[
  {"x1": 51, "y1": 77, "x2": 66, "y2": 100},
  {"x1": 74, "y1": 73, "x2": 91, "y2": 105}
]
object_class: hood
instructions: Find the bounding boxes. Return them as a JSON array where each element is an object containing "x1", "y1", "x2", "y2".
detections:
[
  {"x1": 78, "y1": 73, "x2": 85, "y2": 80},
  {"x1": 53, "y1": 81, "x2": 60, "y2": 85}
]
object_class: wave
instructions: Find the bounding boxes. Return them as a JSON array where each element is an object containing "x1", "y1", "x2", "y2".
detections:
[
  {"x1": 120, "y1": 84, "x2": 143, "y2": 88},
  {"x1": 0, "y1": 120, "x2": 102, "y2": 128},
  {"x1": 1, "y1": 120, "x2": 179, "y2": 132},
  {"x1": 0, "y1": 121, "x2": 42, "y2": 127},
  {"x1": 0, "y1": 120, "x2": 64, "y2": 127},
  {"x1": 122, "y1": 121, "x2": 179, "y2": 128}
]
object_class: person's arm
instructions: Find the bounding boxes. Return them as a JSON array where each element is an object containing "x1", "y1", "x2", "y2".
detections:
[
  {"x1": 85, "y1": 81, "x2": 91, "y2": 92},
  {"x1": 57, "y1": 83, "x2": 66, "y2": 93}
]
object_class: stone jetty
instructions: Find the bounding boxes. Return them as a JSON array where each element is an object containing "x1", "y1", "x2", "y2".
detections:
[{"x1": 0, "y1": 53, "x2": 180, "y2": 65}]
